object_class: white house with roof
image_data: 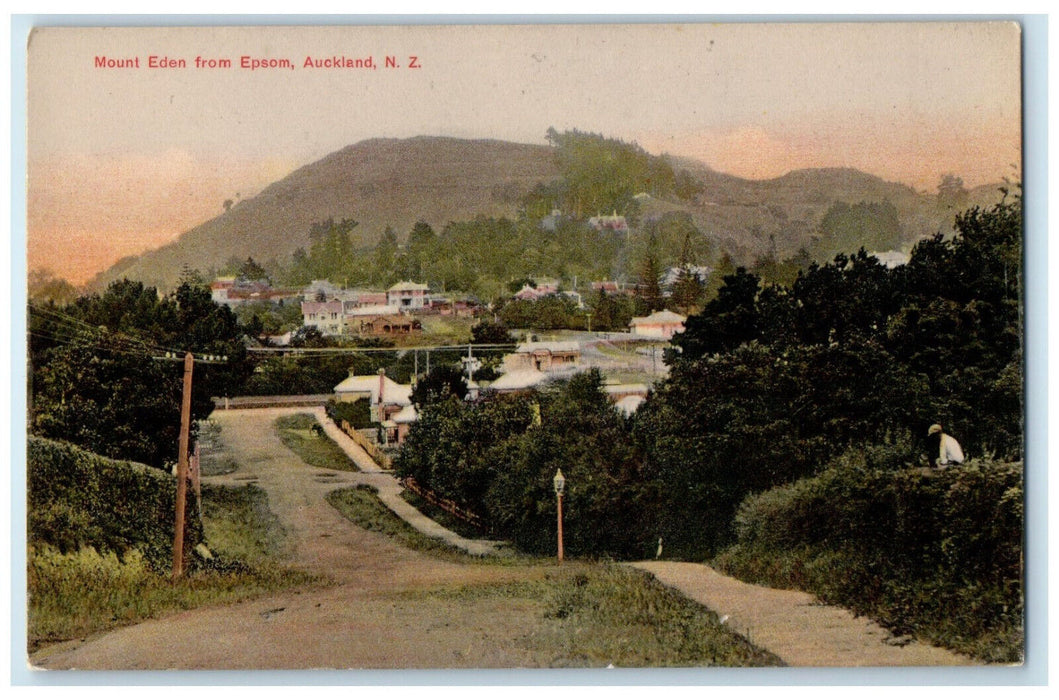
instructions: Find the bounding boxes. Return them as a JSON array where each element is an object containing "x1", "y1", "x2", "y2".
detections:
[
  {"x1": 387, "y1": 281, "x2": 430, "y2": 310},
  {"x1": 334, "y1": 369, "x2": 413, "y2": 423},
  {"x1": 629, "y1": 310, "x2": 687, "y2": 340},
  {"x1": 301, "y1": 300, "x2": 345, "y2": 336},
  {"x1": 503, "y1": 341, "x2": 581, "y2": 373}
]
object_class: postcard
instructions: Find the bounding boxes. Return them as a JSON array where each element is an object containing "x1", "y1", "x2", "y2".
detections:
[{"x1": 23, "y1": 21, "x2": 1025, "y2": 675}]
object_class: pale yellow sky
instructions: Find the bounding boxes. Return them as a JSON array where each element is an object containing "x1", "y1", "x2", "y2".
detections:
[{"x1": 27, "y1": 22, "x2": 1022, "y2": 284}]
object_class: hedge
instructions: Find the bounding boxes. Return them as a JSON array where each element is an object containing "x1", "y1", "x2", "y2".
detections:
[
  {"x1": 716, "y1": 457, "x2": 1023, "y2": 662},
  {"x1": 28, "y1": 436, "x2": 204, "y2": 572}
]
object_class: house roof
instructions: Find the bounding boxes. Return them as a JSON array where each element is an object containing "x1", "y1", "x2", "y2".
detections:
[
  {"x1": 489, "y1": 369, "x2": 549, "y2": 391},
  {"x1": 302, "y1": 300, "x2": 343, "y2": 313},
  {"x1": 388, "y1": 281, "x2": 429, "y2": 292},
  {"x1": 515, "y1": 341, "x2": 581, "y2": 354},
  {"x1": 345, "y1": 304, "x2": 402, "y2": 317},
  {"x1": 615, "y1": 395, "x2": 645, "y2": 417},
  {"x1": 630, "y1": 310, "x2": 687, "y2": 325},
  {"x1": 604, "y1": 383, "x2": 649, "y2": 396},
  {"x1": 392, "y1": 404, "x2": 418, "y2": 424},
  {"x1": 334, "y1": 375, "x2": 412, "y2": 406}
]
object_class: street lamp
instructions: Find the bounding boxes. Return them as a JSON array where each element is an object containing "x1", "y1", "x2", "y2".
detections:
[{"x1": 553, "y1": 468, "x2": 566, "y2": 563}]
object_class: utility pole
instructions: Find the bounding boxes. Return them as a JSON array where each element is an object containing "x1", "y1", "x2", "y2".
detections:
[{"x1": 172, "y1": 351, "x2": 194, "y2": 580}]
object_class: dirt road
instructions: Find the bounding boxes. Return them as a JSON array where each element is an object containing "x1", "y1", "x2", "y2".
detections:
[
  {"x1": 30, "y1": 409, "x2": 555, "y2": 670},
  {"x1": 30, "y1": 408, "x2": 973, "y2": 670}
]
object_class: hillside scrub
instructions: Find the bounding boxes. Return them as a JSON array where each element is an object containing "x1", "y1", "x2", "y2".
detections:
[{"x1": 713, "y1": 456, "x2": 1023, "y2": 662}]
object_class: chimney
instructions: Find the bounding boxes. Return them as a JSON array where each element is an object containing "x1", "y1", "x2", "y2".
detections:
[{"x1": 377, "y1": 367, "x2": 386, "y2": 407}]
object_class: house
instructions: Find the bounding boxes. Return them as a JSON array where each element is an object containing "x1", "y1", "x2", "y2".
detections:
[
  {"x1": 629, "y1": 310, "x2": 687, "y2": 340},
  {"x1": 210, "y1": 277, "x2": 301, "y2": 308},
  {"x1": 334, "y1": 370, "x2": 413, "y2": 423},
  {"x1": 503, "y1": 341, "x2": 581, "y2": 373},
  {"x1": 354, "y1": 315, "x2": 422, "y2": 336},
  {"x1": 301, "y1": 300, "x2": 345, "y2": 335},
  {"x1": 387, "y1": 281, "x2": 430, "y2": 310},
  {"x1": 587, "y1": 212, "x2": 629, "y2": 234},
  {"x1": 210, "y1": 277, "x2": 237, "y2": 304},
  {"x1": 391, "y1": 404, "x2": 418, "y2": 445}
]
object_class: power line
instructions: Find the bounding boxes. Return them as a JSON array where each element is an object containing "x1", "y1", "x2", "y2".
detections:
[{"x1": 245, "y1": 343, "x2": 517, "y2": 355}]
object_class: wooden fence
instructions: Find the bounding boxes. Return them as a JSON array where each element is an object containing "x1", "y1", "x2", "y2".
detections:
[
  {"x1": 400, "y1": 476, "x2": 488, "y2": 532},
  {"x1": 338, "y1": 420, "x2": 392, "y2": 470}
]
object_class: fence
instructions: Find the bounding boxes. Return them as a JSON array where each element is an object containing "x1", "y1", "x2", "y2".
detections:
[
  {"x1": 212, "y1": 394, "x2": 333, "y2": 410},
  {"x1": 338, "y1": 420, "x2": 392, "y2": 470},
  {"x1": 400, "y1": 476, "x2": 488, "y2": 532}
]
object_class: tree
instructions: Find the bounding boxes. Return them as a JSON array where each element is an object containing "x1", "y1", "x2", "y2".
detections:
[
  {"x1": 471, "y1": 319, "x2": 515, "y2": 345},
  {"x1": 239, "y1": 257, "x2": 268, "y2": 282},
  {"x1": 637, "y1": 231, "x2": 665, "y2": 312},
  {"x1": 29, "y1": 279, "x2": 250, "y2": 469},
  {"x1": 411, "y1": 364, "x2": 469, "y2": 408},
  {"x1": 28, "y1": 269, "x2": 78, "y2": 305}
]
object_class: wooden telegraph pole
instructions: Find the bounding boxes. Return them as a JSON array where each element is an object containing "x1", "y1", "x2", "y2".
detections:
[{"x1": 172, "y1": 351, "x2": 194, "y2": 580}]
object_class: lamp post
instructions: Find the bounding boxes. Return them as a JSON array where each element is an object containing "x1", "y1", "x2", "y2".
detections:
[{"x1": 553, "y1": 468, "x2": 566, "y2": 563}]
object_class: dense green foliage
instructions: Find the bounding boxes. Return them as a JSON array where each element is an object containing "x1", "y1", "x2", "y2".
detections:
[
  {"x1": 396, "y1": 370, "x2": 653, "y2": 558},
  {"x1": 29, "y1": 279, "x2": 250, "y2": 468},
  {"x1": 714, "y1": 454, "x2": 1023, "y2": 662},
  {"x1": 636, "y1": 194, "x2": 1023, "y2": 559},
  {"x1": 398, "y1": 195, "x2": 1022, "y2": 573},
  {"x1": 28, "y1": 436, "x2": 204, "y2": 572}
]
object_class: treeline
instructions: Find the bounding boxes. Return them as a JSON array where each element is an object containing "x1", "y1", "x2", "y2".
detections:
[
  {"x1": 28, "y1": 279, "x2": 250, "y2": 469},
  {"x1": 397, "y1": 193, "x2": 1022, "y2": 559}
]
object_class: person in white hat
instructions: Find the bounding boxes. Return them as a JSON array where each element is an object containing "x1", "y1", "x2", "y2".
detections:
[{"x1": 927, "y1": 423, "x2": 965, "y2": 468}]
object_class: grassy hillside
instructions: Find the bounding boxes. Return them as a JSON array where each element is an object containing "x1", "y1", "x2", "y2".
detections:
[
  {"x1": 86, "y1": 137, "x2": 559, "y2": 291},
  {"x1": 86, "y1": 135, "x2": 1009, "y2": 292}
]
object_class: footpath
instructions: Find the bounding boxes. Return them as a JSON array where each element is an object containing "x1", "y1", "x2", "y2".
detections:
[
  {"x1": 211, "y1": 406, "x2": 973, "y2": 668},
  {"x1": 303, "y1": 406, "x2": 505, "y2": 557},
  {"x1": 630, "y1": 561, "x2": 973, "y2": 666}
]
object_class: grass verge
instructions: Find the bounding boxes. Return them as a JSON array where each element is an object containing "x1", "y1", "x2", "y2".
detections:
[
  {"x1": 392, "y1": 564, "x2": 783, "y2": 667},
  {"x1": 326, "y1": 485, "x2": 502, "y2": 564},
  {"x1": 329, "y1": 484, "x2": 782, "y2": 667},
  {"x1": 275, "y1": 413, "x2": 360, "y2": 472},
  {"x1": 28, "y1": 483, "x2": 320, "y2": 653},
  {"x1": 399, "y1": 490, "x2": 491, "y2": 541}
]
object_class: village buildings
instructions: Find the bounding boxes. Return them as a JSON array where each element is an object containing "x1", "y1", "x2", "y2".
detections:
[{"x1": 629, "y1": 309, "x2": 687, "y2": 340}]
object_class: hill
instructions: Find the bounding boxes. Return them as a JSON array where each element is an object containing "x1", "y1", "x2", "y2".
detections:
[
  {"x1": 87, "y1": 137, "x2": 559, "y2": 291},
  {"x1": 86, "y1": 135, "x2": 1008, "y2": 291}
]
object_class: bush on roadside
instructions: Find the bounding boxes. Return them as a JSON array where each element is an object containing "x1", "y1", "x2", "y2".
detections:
[
  {"x1": 714, "y1": 455, "x2": 1023, "y2": 662},
  {"x1": 28, "y1": 436, "x2": 203, "y2": 571}
]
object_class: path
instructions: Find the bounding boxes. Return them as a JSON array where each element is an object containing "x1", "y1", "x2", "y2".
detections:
[
  {"x1": 30, "y1": 408, "x2": 550, "y2": 670},
  {"x1": 303, "y1": 406, "x2": 506, "y2": 557},
  {"x1": 630, "y1": 561, "x2": 973, "y2": 667},
  {"x1": 30, "y1": 408, "x2": 974, "y2": 670}
]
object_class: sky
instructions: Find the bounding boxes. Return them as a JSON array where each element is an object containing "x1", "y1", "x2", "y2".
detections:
[{"x1": 26, "y1": 22, "x2": 1022, "y2": 285}]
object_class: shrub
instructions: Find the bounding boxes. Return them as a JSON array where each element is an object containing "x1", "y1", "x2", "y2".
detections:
[
  {"x1": 28, "y1": 436, "x2": 203, "y2": 572},
  {"x1": 717, "y1": 455, "x2": 1023, "y2": 661},
  {"x1": 325, "y1": 398, "x2": 373, "y2": 429}
]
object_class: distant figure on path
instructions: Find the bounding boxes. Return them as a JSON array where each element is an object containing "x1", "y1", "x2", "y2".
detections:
[
  {"x1": 927, "y1": 423, "x2": 964, "y2": 468},
  {"x1": 656, "y1": 537, "x2": 663, "y2": 559}
]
